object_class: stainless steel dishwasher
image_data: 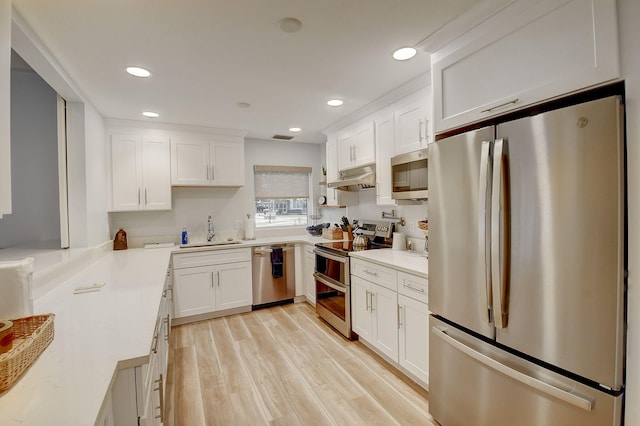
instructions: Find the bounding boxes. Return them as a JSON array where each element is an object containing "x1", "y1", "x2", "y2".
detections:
[{"x1": 252, "y1": 244, "x2": 295, "y2": 309}]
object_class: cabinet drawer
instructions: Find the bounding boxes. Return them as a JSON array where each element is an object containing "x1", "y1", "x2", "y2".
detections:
[
  {"x1": 398, "y1": 271, "x2": 427, "y2": 304},
  {"x1": 351, "y1": 259, "x2": 397, "y2": 291},
  {"x1": 173, "y1": 248, "x2": 251, "y2": 269}
]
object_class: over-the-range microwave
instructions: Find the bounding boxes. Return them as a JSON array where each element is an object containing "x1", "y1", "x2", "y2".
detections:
[{"x1": 390, "y1": 147, "x2": 428, "y2": 200}]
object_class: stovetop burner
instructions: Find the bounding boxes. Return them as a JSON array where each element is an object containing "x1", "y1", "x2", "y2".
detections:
[
  {"x1": 315, "y1": 240, "x2": 392, "y2": 254},
  {"x1": 315, "y1": 220, "x2": 395, "y2": 255}
]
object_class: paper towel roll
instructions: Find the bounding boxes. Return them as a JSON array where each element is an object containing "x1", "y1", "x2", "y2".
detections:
[
  {"x1": 0, "y1": 257, "x2": 34, "y2": 319},
  {"x1": 245, "y1": 215, "x2": 255, "y2": 240},
  {"x1": 392, "y1": 232, "x2": 406, "y2": 250}
]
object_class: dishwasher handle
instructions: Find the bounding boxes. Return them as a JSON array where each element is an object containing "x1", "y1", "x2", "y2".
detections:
[{"x1": 253, "y1": 246, "x2": 295, "y2": 255}]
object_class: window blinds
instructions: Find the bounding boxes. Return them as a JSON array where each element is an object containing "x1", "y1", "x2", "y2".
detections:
[{"x1": 253, "y1": 165, "x2": 311, "y2": 199}]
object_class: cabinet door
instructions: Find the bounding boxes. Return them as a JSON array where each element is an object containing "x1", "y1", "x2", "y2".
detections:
[
  {"x1": 398, "y1": 294, "x2": 429, "y2": 385},
  {"x1": 352, "y1": 276, "x2": 373, "y2": 341},
  {"x1": 375, "y1": 112, "x2": 397, "y2": 206},
  {"x1": 215, "y1": 261, "x2": 252, "y2": 311},
  {"x1": 210, "y1": 141, "x2": 245, "y2": 187},
  {"x1": 110, "y1": 134, "x2": 142, "y2": 211},
  {"x1": 325, "y1": 138, "x2": 339, "y2": 206},
  {"x1": 353, "y1": 122, "x2": 375, "y2": 167},
  {"x1": 141, "y1": 137, "x2": 172, "y2": 210},
  {"x1": 432, "y1": 0, "x2": 619, "y2": 132},
  {"x1": 371, "y1": 283, "x2": 398, "y2": 361},
  {"x1": 304, "y1": 246, "x2": 316, "y2": 305},
  {"x1": 173, "y1": 266, "x2": 215, "y2": 318},
  {"x1": 337, "y1": 131, "x2": 354, "y2": 171},
  {"x1": 170, "y1": 139, "x2": 209, "y2": 186},
  {"x1": 395, "y1": 95, "x2": 429, "y2": 155}
]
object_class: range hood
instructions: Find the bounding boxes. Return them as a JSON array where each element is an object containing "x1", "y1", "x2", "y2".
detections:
[{"x1": 327, "y1": 164, "x2": 376, "y2": 191}]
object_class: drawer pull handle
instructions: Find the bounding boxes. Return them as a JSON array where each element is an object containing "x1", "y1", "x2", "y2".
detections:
[
  {"x1": 404, "y1": 283, "x2": 425, "y2": 293},
  {"x1": 363, "y1": 269, "x2": 378, "y2": 276}
]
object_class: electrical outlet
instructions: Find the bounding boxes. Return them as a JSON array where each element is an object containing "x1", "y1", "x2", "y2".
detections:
[
  {"x1": 234, "y1": 220, "x2": 242, "y2": 229},
  {"x1": 409, "y1": 221, "x2": 416, "y2": 232}
]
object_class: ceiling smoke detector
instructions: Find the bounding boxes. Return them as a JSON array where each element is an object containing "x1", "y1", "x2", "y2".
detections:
[{"x1": 272, "y1": 134, "x2": 294, "y2": 141}]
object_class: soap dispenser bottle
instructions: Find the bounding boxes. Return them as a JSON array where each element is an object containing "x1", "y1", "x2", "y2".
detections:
[{"x1": 181, "y1": 227, "x2": 189, "y2": 245}]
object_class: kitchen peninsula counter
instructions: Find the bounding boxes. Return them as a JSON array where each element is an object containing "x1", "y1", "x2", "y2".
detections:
[{"x1": 0, "y1": 247, "x2": 172, "y2": 426}]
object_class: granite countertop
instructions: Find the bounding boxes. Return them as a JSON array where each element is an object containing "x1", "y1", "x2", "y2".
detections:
[{"x1": 0, "y1": 247, "x2": 173, "y2": 426}]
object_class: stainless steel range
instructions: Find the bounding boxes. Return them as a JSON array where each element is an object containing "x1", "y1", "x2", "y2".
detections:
[{"x1": 314, "y1": 220, "x2": 394, "y2": 339}]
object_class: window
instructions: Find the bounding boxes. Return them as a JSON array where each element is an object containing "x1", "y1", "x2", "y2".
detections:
[{"x1": 254, "y1": 165, "x2": 311, "y2": 228}]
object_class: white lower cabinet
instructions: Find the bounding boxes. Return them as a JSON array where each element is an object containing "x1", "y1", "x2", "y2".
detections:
[
  {"x1": 352, "y1": 276, "x2": 399, "y2": 360},
  {"x1": 172, "y1": 248, "x2": 252, "y2": 323},
  {"x1": 398, "y1": 294, "x2": 429, "y2": 385},
  {"x1": 102, "y1": 269, "x2": 172, "y2": 426},
  {"x1": 304, "y1": 244, "x2": 316, "y2": 305},
  {"x1": 351, "y1": 257, "x2": 429, "y2": 388}
]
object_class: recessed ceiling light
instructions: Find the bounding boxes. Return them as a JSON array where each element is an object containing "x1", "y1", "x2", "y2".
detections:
[
  {"x1": 392, "y1": 47, "x2": 417, "y2": 61},
  {"x1": 327, "y1": 99, "x2": 343, "y2": 107},
  {"x1": 279, "y1": 17, "x2": 303, "y2": 33},
  {"x1": 289, "y1": 127, "x2": 301, "y2": 132},
  {"x1": 126, "y1": 66, "x2": 152, "y2": 77},
  {"x1": 142, "y1": 111, "x2": 159, "y2": 118}
]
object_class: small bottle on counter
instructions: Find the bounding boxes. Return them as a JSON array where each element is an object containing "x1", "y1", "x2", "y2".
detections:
[{"x1": 181, "y1": 227, "x2": 189, "y2": 245}]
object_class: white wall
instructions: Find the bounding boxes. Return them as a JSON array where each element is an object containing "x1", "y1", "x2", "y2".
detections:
[
  {"x1": 10, "y1": 9, "x2": 110, "y2": 250},
  {"x1": 0, "y1": 69, "x2": 59, "y2": 248},
  {"x1": 83, "y1": 102, "x2": 109, "y2": 246},
  {"x1": 346, "y1": 190, "x2": 427, "y2": 242},
  {"x1": 109, "y1": 137, "x2": 324, "y2": 245},
  {"x1": 618, "y1": 1, "x2": 639, "y2": 424}
]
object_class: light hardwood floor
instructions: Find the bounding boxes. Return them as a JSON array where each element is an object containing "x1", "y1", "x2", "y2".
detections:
[{"x1": 165, "y1": 301, "x2": 437, "y2": 426}]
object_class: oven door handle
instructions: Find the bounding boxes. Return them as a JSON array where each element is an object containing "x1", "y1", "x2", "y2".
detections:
[
  {"x1": 314, "y1": 272, "x2": 347, "y2": 293},
  {"x1": 313, "y1": 248, "x2": 348, "y2": 264}
]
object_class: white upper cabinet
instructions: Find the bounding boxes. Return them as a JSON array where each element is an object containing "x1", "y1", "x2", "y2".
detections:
[
  {"x1": 337, "y1": 121, "x2": 375, "y2": 171},
  {"x1": 375, "y1": 112, "x2": 396, "y2": 206},
  {"x1": 171, "y1": 138, "x2": 245, "y2": 187},
  {"x1": 109, "y1": 134, "x2": 171, "y2": 212},
  {"x1": 432, "y1": 0, "x2": 620, "y2": 133},
  {"x1": 170, "y1": 139, "x2": 209, "y2": 186},
  {"x1": 0, "y1": 0, "x2": 10, "y2": 215},
  {"x1": 394, "y1": 88, "x2": 431, "y2": 155},
  {"x1": 325, "y1": 135, "x2": 358, "y2": 207},
  {"x1": 210, "y1": 141, "x2": 245, "y2": 187}
]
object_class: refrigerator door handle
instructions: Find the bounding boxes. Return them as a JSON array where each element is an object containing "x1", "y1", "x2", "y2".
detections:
[
  {"x1": 478, "y1": 140, "x2": 493, "y2": 324},
  {"x1": 432, "y1": 325, "x2": 594, "y2": 412},
  {"x1": 491, "y1": 138, "x2": 510, "y2": 329}
]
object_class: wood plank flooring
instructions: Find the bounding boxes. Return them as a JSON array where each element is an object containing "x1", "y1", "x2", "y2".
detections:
[{"x1": 165, "y1": 302, "x2": 437, "y2": 426}]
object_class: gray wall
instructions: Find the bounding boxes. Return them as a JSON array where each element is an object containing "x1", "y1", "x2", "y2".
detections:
[{"x1": 0, "y1": 69, "x2": 59, "y2": 248}]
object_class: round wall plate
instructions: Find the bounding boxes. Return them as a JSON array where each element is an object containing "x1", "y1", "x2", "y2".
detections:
[{"x1": 317, "y1": 195, "x2": 327, "y2": 205}]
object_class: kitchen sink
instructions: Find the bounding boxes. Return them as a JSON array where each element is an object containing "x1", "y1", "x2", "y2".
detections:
[{"x1": 179, "y1": 239, "x2": 242, "y2": 248}]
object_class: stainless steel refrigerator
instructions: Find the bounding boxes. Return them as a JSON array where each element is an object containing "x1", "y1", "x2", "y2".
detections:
[{"x1": 429, "y1": 94, "x2": 626, "y2": 425}]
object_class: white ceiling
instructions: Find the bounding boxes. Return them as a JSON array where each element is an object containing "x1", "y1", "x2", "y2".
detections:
[{"x1": 12, "y1": 0, "x2": 478, "y2": 143}]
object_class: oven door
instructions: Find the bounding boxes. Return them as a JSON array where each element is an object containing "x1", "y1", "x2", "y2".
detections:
[
  {"x1": 314, "y1": 248, "x2": 349, "y2": 284},
  {"x1": 314, "y1": 272, "x2": 352, "y2": 339}
]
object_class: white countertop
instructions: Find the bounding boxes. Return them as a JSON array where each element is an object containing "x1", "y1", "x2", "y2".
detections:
[
  {"x1": 0, "y1": 233, "x2": 425, "y2": 425},
  {"x1": 171, "y1": 234, "x2": 335, "y2": 254},
  {"x1": 0, "y1": 247, "x2": 172, "y2": 426},
  {"x1": 349, "y1": 248, "x2": 428, "y2": 278}
]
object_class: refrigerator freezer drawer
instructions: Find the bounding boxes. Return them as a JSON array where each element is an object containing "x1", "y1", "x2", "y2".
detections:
[{"x1": 429, "y1": 316, "x2": 622, "y2": 426}]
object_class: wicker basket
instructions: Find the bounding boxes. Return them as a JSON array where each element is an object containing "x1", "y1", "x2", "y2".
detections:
[
  {"x1": 322, "y1": 227, "x2": 343, "y2": 240},
  {"x1": 0, "y1": 314, "x2": 55, "y2": 392}
]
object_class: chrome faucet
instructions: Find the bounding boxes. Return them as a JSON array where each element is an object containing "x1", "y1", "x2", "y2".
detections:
[{"x1": 207, "y1": 215, "x2": 215, "y2": 241}]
